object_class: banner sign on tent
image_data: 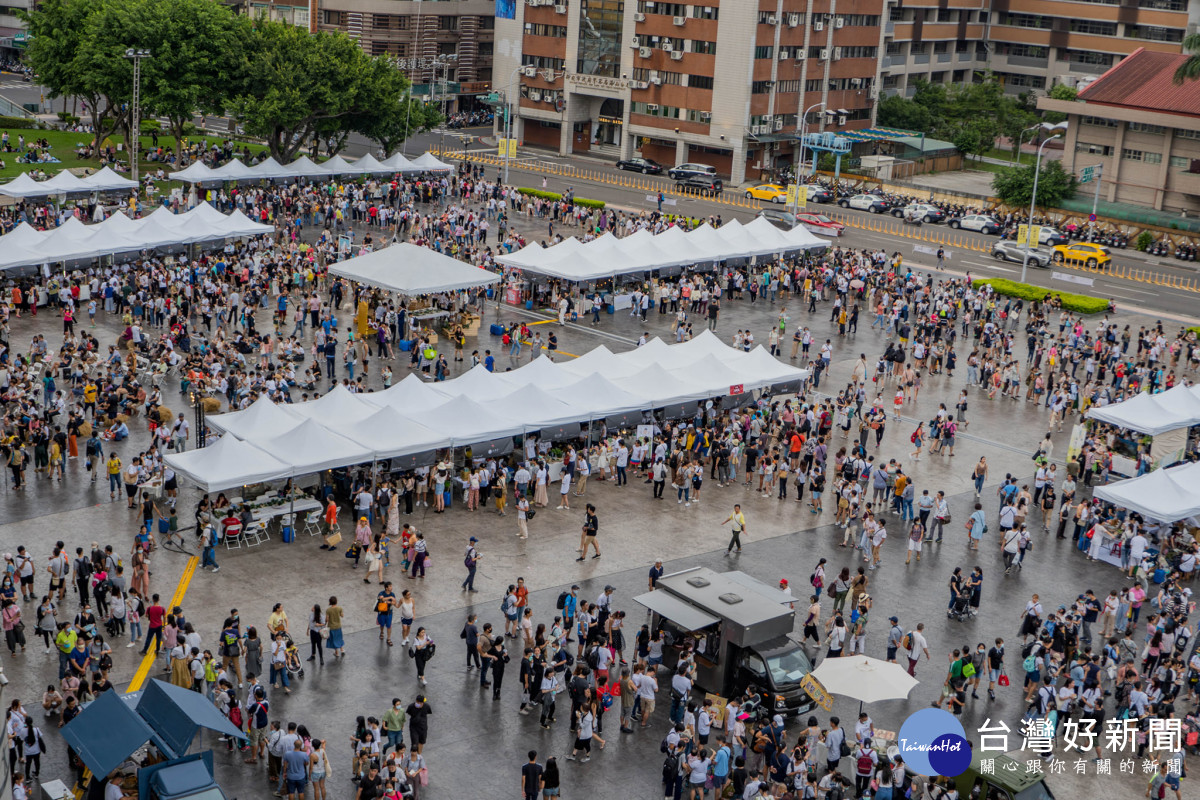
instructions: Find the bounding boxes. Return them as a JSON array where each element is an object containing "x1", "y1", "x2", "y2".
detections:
[{"x1": 729, "y1": 384, "x2": 744, "y2": 395}]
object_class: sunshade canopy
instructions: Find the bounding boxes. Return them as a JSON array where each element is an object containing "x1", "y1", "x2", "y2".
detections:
[{"x1": 330, "y1": 243, "x2": 500, "y2": 295}]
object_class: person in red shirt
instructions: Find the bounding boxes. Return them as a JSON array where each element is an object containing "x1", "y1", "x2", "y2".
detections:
[
  {"x1": 141, "y1": 594, "x2": 166, "y2": 655},
  {"x1": 515, "y1": 577, "x2": 529, "y2": 610}
]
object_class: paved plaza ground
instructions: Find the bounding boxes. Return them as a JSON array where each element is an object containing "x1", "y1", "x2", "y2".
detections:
[{"x1": 0, "y1": 214, "x2": 1192, "y2": 799}]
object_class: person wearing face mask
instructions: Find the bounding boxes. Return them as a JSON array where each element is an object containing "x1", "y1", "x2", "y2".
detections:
[
  {"x1": 969, "y1": 642, "x2": 988, "y2": 700},
  {"x1": 381, "y1": 697, "x2": 406, "y2": 755}
]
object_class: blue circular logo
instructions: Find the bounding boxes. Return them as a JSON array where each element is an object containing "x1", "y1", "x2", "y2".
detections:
[{"x1": 896, "y1": 708, "x2": 972, "y2": 777}]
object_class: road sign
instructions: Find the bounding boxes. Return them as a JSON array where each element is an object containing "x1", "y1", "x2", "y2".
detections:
[
  {"x1": 1088, "y1": 213, "x2": 1097, "y2": 222},
  {"x1": 1079, "y1": 166, "x2": 1094, "y2": 184},
  {"x1": 1016, "y1": 224, "x2": 1042, "y2": 247},
  {"x1": 785, "y1": 184, "x2": 799, "y2": 206},
  {"x1": 497, "y1": 138, "x2": 517, "y2": 158}
]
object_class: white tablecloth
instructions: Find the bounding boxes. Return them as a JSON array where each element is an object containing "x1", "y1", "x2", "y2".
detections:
[{"x1": 248, "y1": 497, "x2": 322, "y2": 524}]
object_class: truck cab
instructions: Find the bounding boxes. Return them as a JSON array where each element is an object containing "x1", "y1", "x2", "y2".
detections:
[
  {"x1": 635, "y1": 567, "x2": 815, "y2": 716},
  {"x1": 951, "y1": 752, "x2": 1056, "y2": 800}
]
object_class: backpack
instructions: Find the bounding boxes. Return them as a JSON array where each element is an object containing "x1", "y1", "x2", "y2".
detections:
[
  {"x1": 962, "y1": 662, "x2": 976, "y2": 678},
  {"x1": 1022, "y1": 654, "x2": 1038, "y2": 673},
  {"x1": 910, "y1": 430, "x2": 918, "y2": 444},
  {"x1": 556, "y1": 591, "x2": 569, "y2": 610},
  {"x1": 856, "y1": 753, "x2": 874, "y2": 775},
  {"x1": 586, "y1": 647, "x2": 601, "y2": 670},
  {"x1": 901, "y1": 632, "x2": 914, "y2": 651},
  {"x1": 662, "y1": 752, "x2": 679, "y2": 780}
]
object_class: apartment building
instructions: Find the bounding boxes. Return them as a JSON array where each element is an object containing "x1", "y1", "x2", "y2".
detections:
[
  {"x1": 232, "y1": 0, "x2": 495, "y2": 112},
  {"x1": 880, "y1": 0, "x2": 1200, "y2": 97},
  {"x1": 1037, "y1": 47, "x2": 1200, "y2": 213},
  {"x1": 494, "y1": 1, "x2": 886, "y2": 184}
]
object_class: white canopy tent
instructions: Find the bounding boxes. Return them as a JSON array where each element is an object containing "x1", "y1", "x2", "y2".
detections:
[
  {"x1": 409, "y1": 152, "x2": 454, "y2": 172},
  {"x1": 1087, "y1": 384, "x2": 1200, "y2": 435},
  {"x1": 363, "y1": 374, "x2": 453, "y2": 412},
  {"x1": 0, "y1": 202, "x2": 275, "y2": 271},
  {"x1": 205, "y1": 395, "x2": 302, "y2": 439},
  {"x1": 246, "y1": 419, "x2": 372, "y2": 475},
  {"x1": 165, "y1": 435, "x2": 291, "y2": 493},
  {"x1": 495, "y1": 220, "x2": 826, "y2": 280},
  {"x1": 324, "y1": 406, "x2": 447, "y2": 460},
  {"x1": 1092, "y1": 461, "x2": 1200, "y2": 522},
  {"x1": 329, "y1": 243, "x2": 500, "y2": 295},
  {"x1": 79, "y1": 167, "x2": 138, "y2": 192}
]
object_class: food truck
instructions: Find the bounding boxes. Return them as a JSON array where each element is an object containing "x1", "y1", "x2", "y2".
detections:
[{"x1": 634, "y1": 567, "x2": 816, "y2": 715}]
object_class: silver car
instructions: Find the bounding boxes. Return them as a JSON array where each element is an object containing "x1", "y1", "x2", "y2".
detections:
[{"x1": 991, "y1": 240, "x2": 1052, "y2": 268}]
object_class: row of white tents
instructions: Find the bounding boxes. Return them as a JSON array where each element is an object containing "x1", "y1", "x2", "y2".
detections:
[
  {"x1": 172, "y1": 151, "x2": 453, "y2": 184},
  {"x1": 1086, "y1": 383, "x2": 1200, "y2": 436},
  {"x1": 0, "y1": 166, "x2": 138, "y2": 199},
  {"x1": 164, "y1": 330, "x2": 807, "y2": 491},
  {"x1": 495, "y1": 217, "x2": 827, "y2": 281},
  {"x1": 0, "y1": 202, "x2": 273, "y2": 271}
]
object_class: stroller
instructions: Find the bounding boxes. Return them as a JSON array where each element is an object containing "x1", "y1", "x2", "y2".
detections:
[
  {"x1": 947, "y1": 589, "x2": 974, "y2": 622},
  {"x1": 284, "y1": 635, "x2": 305, "y2": 679}
]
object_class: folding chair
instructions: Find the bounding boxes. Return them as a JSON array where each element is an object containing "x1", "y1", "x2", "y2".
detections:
[
  {"x1": 222, "y1": 520, "x2": 243, "y2": 550},
  {"x1": 243, "y1": 521, "x2": 268, "y2": 547},
  {"x1": 302, "y1": 510, "x2": 323, "y2": 537}
]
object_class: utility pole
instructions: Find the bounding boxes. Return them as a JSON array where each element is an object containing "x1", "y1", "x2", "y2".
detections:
[{"x1": 124, "y1": 48, "x2": 151, "y2": 192}]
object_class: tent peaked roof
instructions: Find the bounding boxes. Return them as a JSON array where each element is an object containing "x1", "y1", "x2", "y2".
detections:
[
  {"x1": 320, "y1": 155, "x2": 358, "y2": 174},
  {"x1": 329, "y1": 405, "x2": 447, "y2": 459},
  {"x1": 286, "y1": 383, "x2": 378, "y2": 425},
  {"x1": 365, "y1": 373, "x2": 452, "y2": 411},
  {"x1": 411, "y1": 152, "x2": 453, "y2": 171},
  {"x1": 163, "y1": 435, "x2": 290, "y2": 492},
  {"x1": 495, "y1": 384, "x2": 578, "y2": 426},
  {"x1": 206, "y1": 395, "x2": 301, "y2": 438},
  {"x1": 0, "y1": 172, "x2": 55, "y2": 198},
  {"x1": 329, "y1": 243, "x2": 499, "y2": 295},
  {"x1": 550, "y1": 373, "x2": 646, "y2": 415},
  {"x1": 251, "y1": 418, "x2": 370, "y2": 474}
]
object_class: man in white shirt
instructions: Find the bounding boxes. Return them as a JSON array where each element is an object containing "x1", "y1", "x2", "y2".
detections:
[{"x1": 632, "y1": 664, "x2": 658, "y2": 729}]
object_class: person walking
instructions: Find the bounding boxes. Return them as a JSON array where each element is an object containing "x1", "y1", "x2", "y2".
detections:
[
  {"x1": 326, "y1": 596, "x2": 345, "y2": 658},
  {"x1": 577, "y1": 505, "x2": 601, "y2": 561},
  {"x1": 722, "y1": 504, "x2": 746, "y2": 555},
  {"x1": 462, "y1": 537, "x2": 480, "y2": 592}
]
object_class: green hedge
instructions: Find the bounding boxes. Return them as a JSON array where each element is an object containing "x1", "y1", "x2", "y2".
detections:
[
  {"x1": 0, "y1": 115, "x2": 40, "y2": 130},
  {"x1": 517, "y1": 187, "x2": 605, "y2": 210},
  {"x1": 972, "y1": 277, "x2": 1110, "y2": 315},
  {"x1": 1188, "y1": 326, "x2": 1200, "y2": 336}
]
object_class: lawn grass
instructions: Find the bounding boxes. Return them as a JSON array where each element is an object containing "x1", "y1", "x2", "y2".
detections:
[{"x1": 0, "y1": 129, "x2": 268, "y2": 180}]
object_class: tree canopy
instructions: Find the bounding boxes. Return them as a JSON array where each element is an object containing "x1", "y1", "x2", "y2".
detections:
[
  {"x1": 23, "y1": 0, "x2": 425, "y2": 163},
  {"x1": 991, "y1": 160, "x2": 1079, "y2": 208}
]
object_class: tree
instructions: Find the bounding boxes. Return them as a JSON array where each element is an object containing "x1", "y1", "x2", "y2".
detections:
[
  {"x1": 21, "y1": 0, "x2": 126, "y2": 154},
  {"x1": 357, "y1": 93, "x2": 442, "y2": 157},
  {"x1": 136, "y1": 0, "x2": 250, "y2": 157},
  {"x1": 1042, "y1": 83, "x2": 1077, "y2": 124},
  {"x1": 876, "y1": 94, "x2": 932, "y2": 134},
  {"x1": 232, "y1": 21, "x2": 403, "y2": 161},
  {"x1": 992, "y1": 159, "x2": 1078, "y2": 208},
  {"x1": 1174, "y1": 33, "x2": 1200, "y2": 84},
  {"x1": 952, "y1": 119, "x2": 998, "y2": 161}
]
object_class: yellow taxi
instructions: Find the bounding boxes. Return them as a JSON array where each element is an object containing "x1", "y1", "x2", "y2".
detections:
[
  {"x1": 1052, "y1": 242, "x2": 1112, "y2": 269},
  {"x1": 744, "y1": 184, "x2": 788, "y2": 204}
]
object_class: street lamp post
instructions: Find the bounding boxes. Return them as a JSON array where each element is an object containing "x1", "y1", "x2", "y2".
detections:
[
  {"x1": 124, "y1": 48, "x2": 151, "y2": 192},
  {"x1": 501, "y1": 65, "x2": 525, "y2": 185},
  {"x1": 797, "y1": 102, "x2": 825, "y2": 180},
  {"x1": 1021, "y1": 133, "x2": 1063, "y2": 283}
]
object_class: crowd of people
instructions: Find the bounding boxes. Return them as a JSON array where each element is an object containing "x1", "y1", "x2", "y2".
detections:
[{"x1": 1, "y1": 153, "x2": 1198, "y2": 800}]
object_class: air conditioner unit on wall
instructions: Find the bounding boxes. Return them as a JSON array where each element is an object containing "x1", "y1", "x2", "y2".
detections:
[
  {"x1": 648, "y1": 103, "x2": 660, "y2": 111},
  {"x1": 767, "y1": 15, "x2": 778, "y2": 25},
  {"x1": 529, "y1": 91, "x2": 542, "y2": 101},
  {"x1": 836, "y1": 16, "x2": 845, "y2": 28},
  {"x1": 634, "y1": 12, "x2": 645, "y2": 22},
  {"x1": 671, "y1": 50, "x2": 683, "y2": 60},
  {"x1": 788, "y1": 14, "x2": 800, "y2": 27},
  {"x1": 820, "y1": 49, "x2": 829, "y2": 60},
  {"x1": 850, "y1": 77, "x2": 862, "y2": 87},
  {"x1": 630, "y1": 36, "x2": 640, "y2": 48},
  {"x1": 838, "y1": 115, "x2": 847, "y2": 125},
  {"x1": 700, "y1": 111, "x2": 711, "y2": 120},
  {"x1": 814, "y1": 21, "x2": 824, "y2": 31},
  {"x1": 555, "y1": 4, "x2": 567, "y2": 13},
  {"x1": 523, "y1": 66, "x2": 537, "y2": 77},
  {"x1": 662, "y1": 41, "x2": 673, "y2": 52},
  {"x1": 775, "y1": 118, "x2": 784, "y2": 130},
  {"x1": 834, "y1": 46, "x2": 842, "y2": 60},
  {"x1": 639, "y1": 46, "x2": 652, "y2": 57},
  {"x1": 649, "y1": 76, "x2": 663, "y2": 85},
  {"x1": 751, "y1": 125, "x2": 767, "y2": 135},
  {"x1": 673, "y1": 15, "x2": 686, "y2": 26}
]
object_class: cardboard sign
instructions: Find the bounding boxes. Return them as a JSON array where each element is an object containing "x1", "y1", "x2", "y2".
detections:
[{"x1": 800, "y1": 673, "x2": 833, "y2": 712}]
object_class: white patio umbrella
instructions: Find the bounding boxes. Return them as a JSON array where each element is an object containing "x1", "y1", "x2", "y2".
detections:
[{"x1": 809, "y1": 656, "x2": 918, "y2": 706}]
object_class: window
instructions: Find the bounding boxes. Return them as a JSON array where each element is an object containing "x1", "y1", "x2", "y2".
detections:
[
  {"x1": 933, "y1": 42, "x2": 949, "y2": 54},
  {"x1": 692, "y1": 6, "x2": 719, "y2": 20},
  {"x1": 999, "y1": 13, "x2": 1052, "y2": 29},
  {"x1": 1082, "y1": 116, "x2": 1118, "y2": 128},
  {"x1": 1175, "y1": 128, "x2": 1200, "y2": 141},
  {"x1": 632, "y1": 68, "x2": 683, "y2": 85},
  {"x1": 955, "y1": 40, "x2": 971, "y2": 53},
  {"x1": 689, "y1": 40, "x2": 717, "y2": 55},
  {"x1": 477, "y1": 42, "x2": 494, "y2": 57},
  {"x1": 525, "y1": 23, "x2": 568, "y2": 37},
  {"x1": 775, "y1": 79, "x2": 801, "y2": 93},
  {"x1": 1069, "y1": 20, "x2": 1117, "y2": 35},
  {"x1": 438, "y1": 16, "x2": 458, "y2": 31},
  {"x1": 479, "y1": 16, "x2": 495, "y2": 30},
  {"x1": 805, "y1": 79, "x2": 823, "y2": 92},
  {"x1": 889, "y1": 7, "x2": 904, "y2": 21},
  {"x1": 1169, "y1": 155, "x2": 1190, "y2": 169},
  {"x1": 438, "y1": 42, "x2": 457, "y2": 55},
  {"x1": 631, "y1": 102, "x2": 684, "y2": 119},
  {"x1": 323, "y1": 9, "x2": 342, "y2": 25},
  {"x1": 936, "y1": 8, "x2": 956, "y2": 22},
  {"x1": 1076, "y1": 142, "x2": 1113, "y2": 156},
  {"x1": 1128, "y1": 123, "x2": 1165, "y2": 135},
  {"x1": 1004, "y1": 44, "x2": 1048, "y2": 58},
  {"x1": 840, "y1": 46, "x2": 877, "y2": 59},
  {"x1": 1144, "y1": 152, "x2": 1162, "y2": 164},
  {"x1": 757, "y1": 10, "x2": 776, "y2": 24},
  {"x1": 639, "y1": 1, "x2": 686, "y2": 16},
  {"x1": 910, "y1": 42, "x2": 928, "y2": 55},
  {"x1": 843, "y1": 14, "x2": 879, "y2": 26},
  {"x1": 688, "y1": 75, "x2": 714, "y2": 90},
  {"x1": 522, "y1": 55, "x2": 567, "y2": 71},
  {"x1": 754, "y1": 45, "x2": 774, "y2": 59},
  {"x1": 751, "y1": 81, "x2": 773, "y2": 94},
  {"x1": 886, "y1": 42, "x2": 905, "y2": 56},
  {"x1": 1125, "y1": 25, "x2": 1184, "y2": 42},
  {"x1": 1000, "y1": 72, "x2": 1046, "y2": 89},
  {"x1": 1062, "y1": 50, "x2": 1113, "y2": 66},
  {"x1": 1137, "y1": 0, "x2": 1185, "y2": 8},
  {"x1": 1121, "y1": 148, "x2": 1144, "y2": 161}
]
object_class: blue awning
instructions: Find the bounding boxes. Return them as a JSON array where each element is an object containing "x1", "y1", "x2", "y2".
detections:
[{"x1": 60, "y1": 691, "x2": 165, "y2": 778}]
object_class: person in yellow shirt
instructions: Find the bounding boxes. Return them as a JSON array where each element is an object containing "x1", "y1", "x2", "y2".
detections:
[
  {"x1": 48, "y1": 439, "x2": 63, "y2": 481},
  {"x1": 82, "y1": 380, "x2": 98, "y2": 415},
  {"x1": 722, "y1": 504, "x2": 747, "y2": 555},
  {"x1": 106, "y1": 453, "x2": 123, "y2": 500}
]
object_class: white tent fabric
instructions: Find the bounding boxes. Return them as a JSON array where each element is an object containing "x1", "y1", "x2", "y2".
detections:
[
  {"x1": 410, "y1": 152, "x2": 454, "y2": 172},
  {"x1": 329, "y1": 243, "x2": 500, "y2": 295},
  {"x1": 205, "y1": 396, "x2": 302, "y2": 439},
  {"x1": 0, "y1": 167, "x2": 138, "y2": 198},
  {"x1": 177, "y1": 334, "x2": 809, "y2": 486},
  {"x1": 1093, "y1": 461, "x2": 1200, "y2": 521},
  {"x1": 164, "y1": 435, "x2": 290, "y2": 492},
  {"x1": 0, "y1": 202, "x2": 275, "y2": 270},
  {"x1": 1086, "y1": 385, "x2": 1200, "y2": 435},
  {"x1": 171, "y1": 151, "x2": 446, "y2": 183},
  {"x1": 79, "y1": 167, "x2": 138, "y2": 192},
  {"x1": 495, "y1": 220, "x2": 826, "y2": 279},
  {"x1": 247, "y1": 418, "x2": 372, "y2": 474}
]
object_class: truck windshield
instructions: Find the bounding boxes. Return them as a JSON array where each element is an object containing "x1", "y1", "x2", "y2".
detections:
[{"x1": 763, "y1": 647, "x2": 813, "y2": 686}]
